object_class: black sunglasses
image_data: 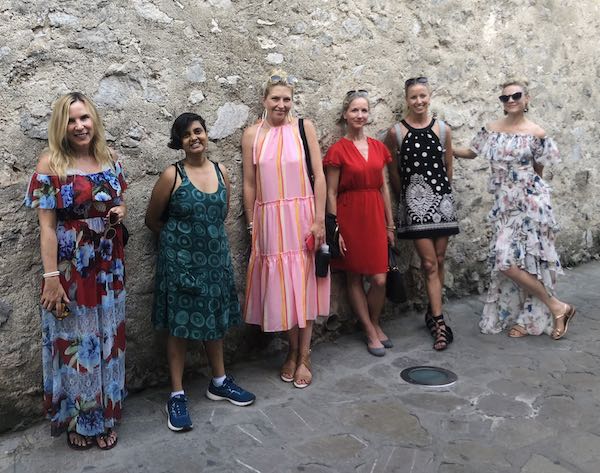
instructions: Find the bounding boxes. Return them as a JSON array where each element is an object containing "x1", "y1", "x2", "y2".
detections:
[
  {"x1": 345, "y1": 89, "x2": 368, "y2": 96},
  {"x1": 404, "y1": 77, "x2": 428, "y2": 88},
  {"x1": 499, "y1": 92, "x2": 523, "y2": 103},
  {"x1": 104, "y1": 211, "x2": 119, "y2": 240}
]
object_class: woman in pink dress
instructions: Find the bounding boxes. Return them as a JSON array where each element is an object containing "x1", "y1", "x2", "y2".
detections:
[{"x1": 243, "y1": 70, "x2": 330, "y2": 388}]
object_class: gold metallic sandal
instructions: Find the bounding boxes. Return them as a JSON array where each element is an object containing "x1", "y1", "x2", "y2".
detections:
[{"x1": 551, "y1": 304, "x2": 576, "y2": 340}]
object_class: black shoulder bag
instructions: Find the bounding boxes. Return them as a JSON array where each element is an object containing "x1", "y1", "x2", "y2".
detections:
[{"x1": 298, "y1": 119, "x2": 341, "y2": 259}]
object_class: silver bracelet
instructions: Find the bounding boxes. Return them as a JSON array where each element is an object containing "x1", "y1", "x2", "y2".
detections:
[{"x1": 43, "y1": 271, "x2": 60, "y2": 278}]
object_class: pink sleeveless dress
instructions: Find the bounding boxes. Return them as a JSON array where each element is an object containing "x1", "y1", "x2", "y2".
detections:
[{"x1": 244, "y1": 120, "x2": 330, "y2": 332}]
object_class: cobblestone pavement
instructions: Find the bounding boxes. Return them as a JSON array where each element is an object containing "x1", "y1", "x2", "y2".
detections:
[{"x1": 1, "y1": 262, "x2": 599, "y2": 473}]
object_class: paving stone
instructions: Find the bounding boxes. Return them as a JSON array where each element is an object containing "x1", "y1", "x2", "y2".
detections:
[
  {"x1": 338, "y1": 400, "x2": 430, "y2": 447},
  {"x1": 442, "y1": 439, "x2": 511, "y2": 469},
  {"x1": 399, "y1": 392, "x2": 468, "y2": 413},
  {"x1": 558, "y1": 431, "x2": 600, "y2": 472},
  {"x1": 520, "y1": 454, "x2": 575, "y2": 473},
  {"x1": 294, "y1": 433, "x2": 366, "y2": 461},
  {"x1": 492, "y1": 419, "x2": 554, "y2": 448},
  {"x1": 475, "y1": 393, "x2": 532, "y2": 418},
  {"x1": 2, "y1": 262, "x2": 600, "y2": 472}
]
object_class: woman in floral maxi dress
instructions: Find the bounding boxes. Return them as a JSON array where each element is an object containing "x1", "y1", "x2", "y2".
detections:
[
  {"x1": 455, "y1": 80, "x2": 575, "y2": 339},
  {"x1": 24, "y1": 92, "x2": 126, "y2": 450}
]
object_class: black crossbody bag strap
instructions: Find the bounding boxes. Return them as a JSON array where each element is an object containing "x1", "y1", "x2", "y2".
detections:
[{"x1": 298, "y1": 118, "x2": 315, "y2": 189}]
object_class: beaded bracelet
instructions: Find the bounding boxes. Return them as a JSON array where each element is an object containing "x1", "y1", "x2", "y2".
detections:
[{"x1": 43, "y1": 271, "x2": 60, "y2": 278}]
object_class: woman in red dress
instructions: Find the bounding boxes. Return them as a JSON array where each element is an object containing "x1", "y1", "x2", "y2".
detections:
[{"x1": 324, "y1": 90, "x2": 395, "y2": 356}]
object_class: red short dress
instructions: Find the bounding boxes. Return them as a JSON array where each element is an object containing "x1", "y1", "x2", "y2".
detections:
[{"x1": 323, "y1": 137, "x2": 391, "y2": 274}]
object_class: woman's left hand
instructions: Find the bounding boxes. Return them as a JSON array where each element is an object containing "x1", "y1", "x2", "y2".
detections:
[
  {"x1": 107, "y1": 205, "x2": 127, "y2": 224},
  {"x1": 310, "y1": 219, "x2": 325, "y2": 249},
  {"x1": 387, "y1": 229, "x2": 395, "y2": 246}
]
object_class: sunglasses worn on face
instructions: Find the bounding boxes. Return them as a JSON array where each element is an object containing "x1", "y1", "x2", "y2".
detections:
[
  {"x1": 268, "y1": 74, "x2": 298, "y2": 87},
  {"x1": 346, "y1": 89, "x2": 368, "y2": 97},
  {"x1": 405, "y1": 77, "x2": 428, "y2": 88},
  {"x1": 499, "y1": 92, "x2": 523, "y2": 103},
  {"x1": 104, "y1": 211, "x2": 119, "y2": 240}
]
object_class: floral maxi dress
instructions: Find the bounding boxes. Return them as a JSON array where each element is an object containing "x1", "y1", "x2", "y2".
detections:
[
  {"x1": 24, "y1": 163, "x2": 127, "y2": 437},
  {"x1": 471, "y1": 129, "x2": 562, "y2": 336}
]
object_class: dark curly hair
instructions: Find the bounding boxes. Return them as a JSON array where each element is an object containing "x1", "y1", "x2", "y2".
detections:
[{"x1": 168, "y1": 112, "x2": 207, "y2": 150}]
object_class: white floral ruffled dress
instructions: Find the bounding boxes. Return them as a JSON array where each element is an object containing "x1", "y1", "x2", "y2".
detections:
[{"x1": 471, "y1": 129, "x2": 562, "y2": 336}]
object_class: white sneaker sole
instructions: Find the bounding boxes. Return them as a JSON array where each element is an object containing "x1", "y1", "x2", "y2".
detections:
[
  {"x1": 205, "y1": 390, "x2": 255, "y2": 407},
  {"x1": 164, "y1": 404, "x2": 193, "y2": 432}
]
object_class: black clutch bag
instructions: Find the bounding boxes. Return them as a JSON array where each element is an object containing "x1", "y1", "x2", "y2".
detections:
[
  {"x1": 325, "y1": 213, "x2": 341, "y2": 259},
  {"x1": 386, "y1": 245, "x2": 407, "y2": 303}
]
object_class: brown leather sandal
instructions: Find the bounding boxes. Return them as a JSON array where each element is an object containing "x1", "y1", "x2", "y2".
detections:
[
  {"x1": 293, "y1": 354, "x2": 312, "y2": 389},
  {"x1": 508, "y1": 325, "x2": 528, "y2": 338},
  {"x1": 280, "y1": 351, "x2": 298, "y2": 383}
]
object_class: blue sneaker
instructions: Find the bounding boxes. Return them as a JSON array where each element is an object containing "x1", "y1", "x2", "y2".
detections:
[
  {"x1": 206, "y1": 376, "x2": 256, "y2": 406},
  {"x1": 165, "y1": 394, "x2": 193, "y2": 432}
]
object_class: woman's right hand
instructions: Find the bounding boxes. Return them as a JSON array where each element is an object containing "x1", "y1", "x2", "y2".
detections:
[
  {"x1": 41, "y1": 276, "x2": 70, "y2": 315},
  {"x1": 338, "y1": 233, "x2": 347, "y2": 257}
]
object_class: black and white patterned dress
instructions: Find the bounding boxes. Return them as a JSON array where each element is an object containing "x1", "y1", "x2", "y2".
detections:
[{"x1": 396, "y1": 118, "x2": 460, "y2": 239}]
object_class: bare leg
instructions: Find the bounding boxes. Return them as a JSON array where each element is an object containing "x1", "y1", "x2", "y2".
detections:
[
  {"x1": 501, "y1": 265, "x2": 570, "y2": 332},
  {"x1": 280, "y1": 326, "x2": 299, "y2": 382},
  {"x1": 204, "y1": 339, "x2": 225, "y2": 378},
  {"x1": 414, "y1": 239, "x2": 443, "y2": 316},
  {"x1": 366, "y1": 273, "x2": 388, "y2": 341},
  {"x1": 294, "y1": 321, "x2": 314, "y2": 386},
  {"x1": 414, "y1": 238, "x2": 449, "y2": 350},
  {"x1": 167, "y1": 335, "x2": 188, "y2": 392},
  {"x1": 346, "y1": 272, "x2": 384, "y2": 349},
  {"x1": 434, "y1": 237, "x2": 449, "y2": 291}
]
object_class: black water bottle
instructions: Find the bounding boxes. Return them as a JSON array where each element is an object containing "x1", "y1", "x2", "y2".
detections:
[{"x1": 315, "y1": 243, "x2": 330, "y2": 277}]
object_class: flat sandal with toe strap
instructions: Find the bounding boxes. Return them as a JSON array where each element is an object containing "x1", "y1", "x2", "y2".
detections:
[
  {"x1": 293, "y1": 354, "x2": 312, "y2": 389},
  {"x1": 95, "y1": 428, "x2": 118, "y2": 451},
  {"x1": 508, "y1": 325, "x2": 528, "y2": 338},
  {"x1": 552, "y1": 304, "x2": 576, "y2": 340},
  {"x1": 280, "y1": 351, "x2": 298, "y2": 383}
]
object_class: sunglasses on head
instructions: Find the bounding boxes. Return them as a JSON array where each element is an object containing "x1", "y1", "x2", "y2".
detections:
[
  {"x1": 499, "y1": 92, "x2": 523, "y2": 103},
  {"x1": 405, "y1": 77, "x2": 428, "y2": 88},
  {"x1": 268, "y1": 74, "x2": 298, "y2": 87},
  {"x1": 345, "y1": 89, "x2": 368, "y2": 97},
  {"x1": 104, "y1": 211, "x2": 119, "y2": 240}
]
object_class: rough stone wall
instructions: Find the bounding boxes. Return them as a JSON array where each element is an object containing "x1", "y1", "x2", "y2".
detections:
[{"x1": 1, "y1": 0, "x2": 598, "y2": 430}]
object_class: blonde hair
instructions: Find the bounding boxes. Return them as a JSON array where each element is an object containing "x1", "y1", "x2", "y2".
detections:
[
  {"x1": 262, "y1": 69, "x2": 295, "y2": 98},
  {"x1": 501, "y1": 79, "x2": 529, "y2": 95},
  {"x1": 47, "y1": 92, "x2": 113, "y2": 177}
]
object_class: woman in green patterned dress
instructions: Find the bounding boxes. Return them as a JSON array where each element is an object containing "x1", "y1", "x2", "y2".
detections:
[{"x1": 145, "y1": 113, "x2": 255, "y2": 432}]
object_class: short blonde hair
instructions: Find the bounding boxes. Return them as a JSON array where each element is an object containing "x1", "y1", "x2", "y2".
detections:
[
  {"x1": 501, "y1": 79, "x2": 529, "y2": 95},
  {"x1": 47, "y1": 92, "x2": 113, "y2": 177}
]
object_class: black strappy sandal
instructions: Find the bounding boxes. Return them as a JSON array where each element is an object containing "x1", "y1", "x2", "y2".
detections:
[
  {"x1": 425, "y1": 309, "x2": 454, "y2": 343},
  {"x1": 430, "y1": 314, "x2": 453, "y2": 351}
]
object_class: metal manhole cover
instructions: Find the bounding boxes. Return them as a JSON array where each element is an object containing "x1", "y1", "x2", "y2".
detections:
[{"x1": 400, "y1": 366, "x2": 457, "y2": 387}]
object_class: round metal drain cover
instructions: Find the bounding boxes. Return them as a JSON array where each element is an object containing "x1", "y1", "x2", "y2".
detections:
[{"x1": 400, "y1": 366, "x2": 457, "y2": 387}]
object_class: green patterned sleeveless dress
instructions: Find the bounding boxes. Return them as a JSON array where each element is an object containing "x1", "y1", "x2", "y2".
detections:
[{"x1": 153, "y1": 161, "x2": 241, "y2": 340}]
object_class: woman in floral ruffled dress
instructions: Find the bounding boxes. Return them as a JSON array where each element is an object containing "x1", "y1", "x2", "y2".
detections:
[
  {"x1": 24, "y1": 92, "x2": 126, "y2": 450},
  {"x1": 455, "y1": 80, "x2": 575, "y2": 340}
]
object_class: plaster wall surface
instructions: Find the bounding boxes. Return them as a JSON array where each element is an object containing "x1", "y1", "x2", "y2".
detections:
[{"x1": 0, "y1": 0, "x2": 598, "y2": 431}]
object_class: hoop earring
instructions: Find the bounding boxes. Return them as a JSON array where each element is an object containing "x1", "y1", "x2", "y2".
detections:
[
  {"x1": 261, "y1": 109, "x2": 267, "y2": 121},
  {"x1": 524, "y1": 106, "x2": 529, "y2": 113}
]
